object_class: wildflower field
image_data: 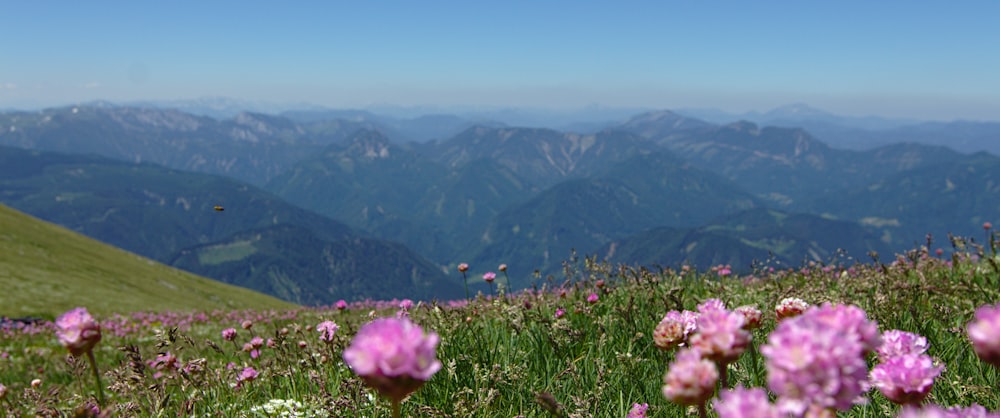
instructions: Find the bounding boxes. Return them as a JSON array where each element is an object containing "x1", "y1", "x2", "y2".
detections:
[{"x1": 2, "y1": 239, "x2": 1000, "y2": 417}]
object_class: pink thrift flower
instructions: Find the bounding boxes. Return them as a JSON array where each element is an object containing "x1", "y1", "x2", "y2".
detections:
[
  {"x1": 249, "y1": 336, "x2": 264, "y2": 349},
  {"x1": 698, "y1": 298, "x2": 727, "y2": 313},
  {"x1": 317, "y1": 320, "x2": 339, "y2": 343},
  {"x1": 775, "y1": 297, "x2": 810, "y2": 320},
  {"x1": 985, "y1": 222, "x2": 993, "y2": 230},
  {"x1": 336, "y1": 300, "x2": 348, "y2": 311},
  {"x1": 237, "y1": 367, "x2": 258, "y2": 383},
  {"x1": 806, "y1": 303, "x2": 881, "y2": 353},
  {"x1": 662, "y1": 348, "x2": 718, "y2": 407},
  {"x1": 734, "y1": 305, "x2": 763, "y2": 330},
  {"x1": 587, "y1": 293, "x2": 599, "y2": 304},
  {"x1": 221, "y1": 328, "x2": 237, "y2": 341},
  {"x1": 870, "y1": 354, "x2": 942, "y2": 405},
  {"x1": 878, "y1": 330, "x2": 929, "y2": 361},
  {"x1": 498, "y1": 263, "x2": 507, "y2": 272},
  {"x1": 554, "y1": 308, "x2": 566, "y2": 319},
  {"x1": 483, "y1": 272, "x2": 496, "y2": 283},
  {"x1": 689, "y1": 309, "x2": 751, "y2": 364},
  {"x1": 150, "y1": 352, "x2": 179, "y2": 372},
  {"x1": 762, "y1": 305, "x2": 872, "y2": 415},
  {"x1": 653, "y1": 310, "x2": 699, "y2": 350},
  {"x1": 343, "y1": 317, "x2": 442, "y2": 403},
  {"x1": 718, "y1": 267, "x2": 732, "y2": 277},
  {"x1": 713, "y1": 386, "x2": 783, "y2": 418},
  {"x1": 55, "y1": 307, "x2": 102, "y2": 356},
  {"x1": 967, "y1": 302, "x2": 1000, "y2": 368},
  {"x1": 241, "y1": 320, "x2": 253, "y2": 330},
  {"x1": 626, "y1": 402, "x2": 648, "y2": 418},
  {"x1": 457, "y1": 263, "x2": 469, "y2": 272}
]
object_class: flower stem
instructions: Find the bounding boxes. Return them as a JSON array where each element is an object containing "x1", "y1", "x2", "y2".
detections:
[
  {"x1": 718, "y1": 361, "x2": 729, "y2": 389},
  {"x1": 461, "y1": 272, "x2": 469, "y2": 300},
  {"x1": 392, "y1": 399, "x2": 402, "y2": 418},
  {"x1": 85, "y1": 350, "x2": 105, "y2": 407},
  {"x1": 698, "y1": 402, "x2": 708, "y2": 418}
]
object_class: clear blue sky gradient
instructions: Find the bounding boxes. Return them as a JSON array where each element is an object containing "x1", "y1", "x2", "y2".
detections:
[{"x1": 2, "y1": 1, "x2": 998, "y2": 119}]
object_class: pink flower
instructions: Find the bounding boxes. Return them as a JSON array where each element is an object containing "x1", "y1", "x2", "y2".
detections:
[
  {"x1": 713, "y1": 386, "x2": 783, "y2": 418},
  {"x1": 870, "y1": 354, "x2": 942, "y2": 405},
  {"x1": 877, "y1": 330, "x2": 929, "y2": 361},
  {"x1": 587, "y1": 293, "x2": 599, "y2": 304},
  {"x1": 317, "y1": 320, "x2": 339, "y2": 343},
  {"x1": 241, "y1": 320, "x2": 253, "y2": 330},
  {"x1": 498, "y1": 264, "x2": 507, "y2": 272},
  {"x1": 698, "y1": 298, "x2": 727, "y2": 313},
  {"x1": 343, "y1": 317, "x2": 442, "y2": 403},
  {"x1": 689, "y1": 309, "x2": 751, "y2": 364},
  {"x1": 237, "y1": 367, "x2": 258, "y2": 386},
  {"x1": 336, "y1": 300, "x2": 348, "y2": 311},
  {"x1": 399, "y1": 299, "x2": 414, "y2": 310},
  {"x1": 483, "y1": 272, "x2": 496, "y2": 283},
  {"x1": 554, "y1": 308, "x2": 566, "y2": 319},
  {"x1": 805, "y1": 303, "x2": 881, "y2": 353},
  {"x1": 662, "y1": 348, "x2": 718, "y2": 407},
  {"x1": 457, "y1": 263, "x2": 469, "y2": 272},
  {"x1": 734, "y1": 305, "x2": 763, "y2": 330},
  {"x1": 653, "y1": 310, "x2": 699, "y2": 350},
  {"x1": 985, "y1": 222, "x2": 993, "y2": 230},
  {"x1": 718, "y1": 267, "x2": 732, "y2": 277},
  {"x1": 221, "y1": 328, "x2": 237, "y2": 341},
  {"x1": 249, "y1": 336, "x2": 264, "y2": 349},
  {"x1": 626, "y1": 402, "x2": 648, "y2": 418},
  {"x1": 968, "y1": 302, "x2": 1000, "y2": 368},
  {"x1": 775, "y1": 297, "x2": 810, "y2": 320},
  {"x1": 762, "y1": 304, "x2": 874, "y2": 415},
  {"x1": 149, "y1": 352, "x2": 179, "y2": 372},
  {"x1": 55, "y1": 307, "x2": 102, "y2": 356}
]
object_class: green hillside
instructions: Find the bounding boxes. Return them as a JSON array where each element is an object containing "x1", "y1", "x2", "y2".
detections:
[{"x1": 0, "y1": 203, "x2": 295, "y2": 317}]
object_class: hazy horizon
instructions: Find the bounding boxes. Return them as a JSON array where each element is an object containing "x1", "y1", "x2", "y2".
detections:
[{"x1": 2, "y1": 2, "x2": 999, "y2": 121}]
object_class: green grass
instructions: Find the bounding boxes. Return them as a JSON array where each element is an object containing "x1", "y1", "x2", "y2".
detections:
[
  {"x1": 0, "y1": 204, "x2": 295, "y2": 318},
  {"x1": 1, "y1": 234, "x2": 1000, "y2": 416}
]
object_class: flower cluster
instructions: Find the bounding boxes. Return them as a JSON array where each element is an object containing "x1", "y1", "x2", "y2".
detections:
[
  {"x1": 316, "y1": 321, "x2": 339, "y2": 343},
  {"x1": 761, "y1": 303, "x2": 879, "y2": 415},
  {"x1": 713, "y1": 386, "x2": 783, "y2": 418},
  {"x1": 653, "y1": 310, "x2": 698, "y2": 350},
  {"x1": 774, "y1": 297, "x2": 810, "y2": 320},
  {"x1": 342, "y1": 317, "x2": 442, "y2": 403},
  {"x1": 967, "y1": 302, "x2": 1000, "y2": 368},
  {"x1": 55, "y1": 307, "x2": 102, "y2": 356},
  {"x1": 662, "y1": 348, "x2": 718, "y2": 407}
]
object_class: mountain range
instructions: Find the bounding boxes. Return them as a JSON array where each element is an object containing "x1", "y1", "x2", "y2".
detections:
[{"x1": 1, "y1": 102, "x2": 997, "y2": 305}]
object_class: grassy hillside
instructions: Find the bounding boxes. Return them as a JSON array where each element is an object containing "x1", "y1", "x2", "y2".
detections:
[{"x1": 0, "y1": 204, "x2": 295, "y2": 317}]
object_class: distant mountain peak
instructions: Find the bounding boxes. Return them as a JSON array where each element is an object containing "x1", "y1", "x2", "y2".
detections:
[{"x1": 345, "y1": 129, "x2": 392, "y2": 159}]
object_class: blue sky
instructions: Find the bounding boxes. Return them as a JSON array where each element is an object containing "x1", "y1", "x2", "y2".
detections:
[{"x1": 1, "y1": 1, "x2": 998, "y2": 120}]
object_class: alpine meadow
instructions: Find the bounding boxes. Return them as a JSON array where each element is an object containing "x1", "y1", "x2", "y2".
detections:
[{"x1": 3, "y1": 2, "x2": 1000, "y2": 417}]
